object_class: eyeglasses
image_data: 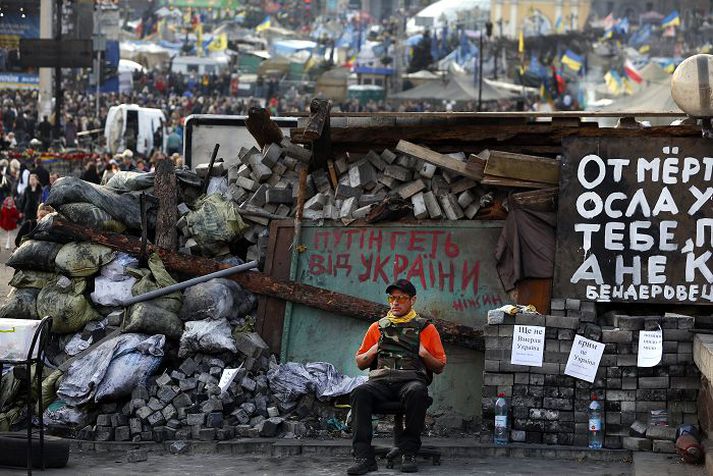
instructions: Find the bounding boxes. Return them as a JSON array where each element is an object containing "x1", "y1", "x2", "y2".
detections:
[{"x1": 387, "y1": 295, "x2": 411, "y2": 304}]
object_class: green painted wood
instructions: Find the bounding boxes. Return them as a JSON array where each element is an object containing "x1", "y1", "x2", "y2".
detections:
[{"x1": 282, "y1": 222, "x2": 509, "y2": 418}]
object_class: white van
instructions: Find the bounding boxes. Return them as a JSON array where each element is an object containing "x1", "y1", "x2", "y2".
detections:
[
  {"x1": 104, "y1": 104, "x2": 166, "y2": 156},
  {"x1": 171, "y1": 56, "x2": 230, "y2": 75}
]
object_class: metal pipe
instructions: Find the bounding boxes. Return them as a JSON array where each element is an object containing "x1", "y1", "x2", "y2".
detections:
[{"x1": 121, "y1": 260, "x2": 258, "y2": 306}]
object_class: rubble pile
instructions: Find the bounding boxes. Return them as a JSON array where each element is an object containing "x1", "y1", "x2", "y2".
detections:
[
  {"x1": 73, "y1": 346, "x2": 347, "y2": 442},
  {"x1": 0, "y1": 151, "x2": 362, "y2": 441},
  {"x1": 200, "y1": 139, "x2": 513, "y2": 250}
]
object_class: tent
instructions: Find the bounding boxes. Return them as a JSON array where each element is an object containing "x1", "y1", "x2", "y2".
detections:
[
  {"x1": 639, "y1": 62, "x2": 670, "y2": 83},
  {"x1": 593, "y1": 79, "x2": 682, "y2": 126},
  {"x1": 390, "y1": 71, "x2": 515, "y2": 102},
  {"x1": 598, "y1": 79, "x2": 679, "y2": 113}
]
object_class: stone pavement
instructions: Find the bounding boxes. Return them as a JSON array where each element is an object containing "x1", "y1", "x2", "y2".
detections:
[
  {"x1": 4, "y1": 451, "x2": 633, "y2": 476},
  {"x1": 3, "y1": 438, "x2": 708, "y2": 475}
]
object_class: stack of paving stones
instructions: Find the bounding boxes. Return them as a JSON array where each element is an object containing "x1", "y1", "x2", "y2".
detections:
[
  {"x1": 198, "y1": 140, "x2": 490, "y2": 261},
  {"x1": 483, "y1": 300, "x2": 699, "y2": 452},
  {"x1": 76, "y1": 333, "x2": 340, "y2": 443}
]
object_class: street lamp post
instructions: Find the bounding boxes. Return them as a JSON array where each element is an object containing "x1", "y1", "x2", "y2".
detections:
[
  {"x1": 54, "y1": 0, "x2": 62, "y2": 142},
  {"x1": 477, "y1": 21, "x2": 493, "y2": 111}
]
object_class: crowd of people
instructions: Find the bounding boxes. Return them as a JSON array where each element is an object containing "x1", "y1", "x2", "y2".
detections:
[{"x1": 0, "y1": 64, "x2": 527, "y2": 155}]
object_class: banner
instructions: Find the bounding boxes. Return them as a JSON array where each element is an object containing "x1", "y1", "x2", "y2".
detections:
[
  {"x1": 0, "y1": 7, "x2": 40, "y2": 89},
  {"x1": 555, "y1": 138, "x2": 713, "y2": 304}
]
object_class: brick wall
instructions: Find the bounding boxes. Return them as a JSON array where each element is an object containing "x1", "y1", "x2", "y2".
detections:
[{"x1": 482, "y1": 300, "x2": 699, "y2": 449}]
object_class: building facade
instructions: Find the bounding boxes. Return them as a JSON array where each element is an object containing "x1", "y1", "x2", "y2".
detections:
[{"x1": 490, "y1": 0, "x2": 592, "y2": 38}]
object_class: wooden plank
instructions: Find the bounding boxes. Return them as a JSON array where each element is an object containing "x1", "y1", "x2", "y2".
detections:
[
  {"x1": 154, "y1": 157, "x2": 178, "y2": 250},
  {"x1": 395, "y1": 140, "x2": 485, "y2": 181},
  {"x1": 257, "y1": 220, "x2": 294, "y2": 355},
  {"x1": 481, "y1": 149, "x2": 560, "y2": 185},
  {"x1": 510, "y1": 187, "x2": 559, "y2": 211},
  {"x1": 516, "y1": 278, "x2": 553, "y2": 315},
  {"x1": 480, "y1": 176, "x2": 553, "y2": 189}
]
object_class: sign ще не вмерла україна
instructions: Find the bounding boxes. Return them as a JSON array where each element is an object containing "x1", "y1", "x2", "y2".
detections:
[{"x1": 555, "y1": 137, "x2": 713, "y2": 304}]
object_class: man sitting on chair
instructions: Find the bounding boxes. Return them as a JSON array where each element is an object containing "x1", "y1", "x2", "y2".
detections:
[{"x1": 348, "y1": 279, "x2": 447, "y2": 475}]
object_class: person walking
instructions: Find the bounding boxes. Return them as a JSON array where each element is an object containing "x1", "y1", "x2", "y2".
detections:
[
  {"x1": 21, "y1": 174, "x2": 43, "y2": 224},
  {"x1": 0, "y1": 196, "x2": 20, "y2": 249}
]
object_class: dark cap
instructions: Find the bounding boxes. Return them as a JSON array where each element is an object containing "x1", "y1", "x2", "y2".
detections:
[{"x1": 386, "y1": 279, "x2": 417, "y2": 297}]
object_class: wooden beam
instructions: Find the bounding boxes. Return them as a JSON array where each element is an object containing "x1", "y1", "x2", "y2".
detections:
[
  {"x1": 246, "y1": 107, "x2": 284, "y2": 149},
  {"x1": 306, "y1": 99, "x2": 332, "y2": 171},
  {"x1": 154, "y1": 158, "x2": 178, "y2": 250},
  {"x1": 47, "y1": 218, "x2": 484, "y2": 350},
  {"x1": 480, "y1": 149, "x2": 559, "y2": 185},
  {"x1": 395, "y1": 140, "x2": 486, "y2": 181},
  {"x1": 302, "y1": 98, "x2": 332, "y2": 142},
  {"x1": 290, "y1": 123, "x2": 701, "y2": 149}
]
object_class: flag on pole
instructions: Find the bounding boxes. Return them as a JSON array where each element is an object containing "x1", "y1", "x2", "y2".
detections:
[
  {"x1": 561, "y1": 49, "x2": 583, "y2": 72},
  {"x1": 256, "y1": 16, "x2": 271, "y2": 33},
  {"x1": 518, "y1": 30, "x2": 524, "y2": 54},
  {"x1": 661, "y1": 11, "x2": 681, "y2": 28},
  {"x1": 604, "y1": 70, "x2": 622, "y2": 95},
  {"x1": 207, "y1": 33, "x2": 228, "y2": 52},
  {"x1": 623, "y1": 59, "x2": 643, "y2": 83},
  {"x1": 555, "y1": 16, "x2": 564, "y2": 33}
]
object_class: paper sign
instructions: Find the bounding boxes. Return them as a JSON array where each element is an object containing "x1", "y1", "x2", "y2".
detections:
[
  {"x1": 637, "y1": 328, "x2": 663, "y2": 367},
  {"x1": 564, "y1": 335, "x2": 606, "y2": 383},
  {"x1": 511, "y1": 325, "x2": 545, "y2": 367},
  {"x1": 218, "y1": 367, "x2": 242, "y2": 394}
]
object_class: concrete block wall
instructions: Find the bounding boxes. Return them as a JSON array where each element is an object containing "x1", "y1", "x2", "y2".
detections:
[{"x1": 482, "y1": 300, "x2": 699, "y2": 449}]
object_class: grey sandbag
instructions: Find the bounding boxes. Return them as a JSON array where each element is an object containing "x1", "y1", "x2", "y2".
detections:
[
  {"x1": 184, "y1": 194, "x2": 248, "y2": 252},
  {"x1": 37, "y1": 276, "x2": 101, "y2": 334},
  {"x1": 175, "y1": 168, "x2": 202, "y2": 188},
  {"x1": 9, "y1": 270, "x2": 56, "y2": 289},
  {"x1": 267, "y1": 362, "x2": 367, "y2": 402},
  {"x1": 178, "y1": 318, "x2": 236, "y2": 358},
  {"x1": 122, "y1": 302, "x2": 183, "y2": 340},
  {"x1": 180, "y1": 278, "x2": 239, "y2": 321},
  {"x1": 54, "y1": 242, "x2": 115, "y2": 278},
  {"x1": 7, "y1": 240, "x2": 62, "y2": 272},
  {"x1": 45, "y1": 176, "x2": 147, "y2": 230},
  {"x1": 57, "y1": 333, "x2": 164, "y2": 405},
  {"x1": 105, "y1": 171, "x2": 155, "y2": 193},
  {"x1": 26, "y1": 213, "x2": 75, "y2": 244},
  {"x1": 58, "y1": 203, "x2": 127, "y2": 233},
  {"x1": 127, "y1": 253, "x2": 183, "y2": 314},
  {"x1": 0, "y1": 288, "x2": 39, "y2": 320}
]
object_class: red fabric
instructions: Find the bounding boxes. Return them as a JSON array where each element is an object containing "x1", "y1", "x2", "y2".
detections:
[{"x1": 0, "y1": 206, "x2": 20, "y2": 231}]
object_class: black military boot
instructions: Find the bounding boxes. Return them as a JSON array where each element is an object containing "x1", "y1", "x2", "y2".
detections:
[
  {"x1": 401, "y1": 453, "x2": 418, "y2": 473},
  {"x1": 347, "y1": 457, "x2": 378, "y2": 475}
]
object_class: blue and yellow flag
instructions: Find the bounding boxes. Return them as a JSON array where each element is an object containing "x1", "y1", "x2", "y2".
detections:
[
  {"x1": 604, "y1": 69, "x2": 622, "y2": 95},
  {"x1": 555, "y1": 16, "x2": 564, "y2": 33},
  {"x1": 256, "y1": 16, "x2": 271, "y2": 33},
  {"x1": 207, "y1": 33, "x2": 228, "y2": 52},
  {"x1": 661, "y1": 11, "x2": 681, "y2": 28},
  {"x1": 561, "y1": 50, "x2": 583, "y2": 72}
]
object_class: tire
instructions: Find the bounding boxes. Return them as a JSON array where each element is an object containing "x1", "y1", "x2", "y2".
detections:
[{"x1": 0, "y1": 431, "x2": 70, "y2": 468}]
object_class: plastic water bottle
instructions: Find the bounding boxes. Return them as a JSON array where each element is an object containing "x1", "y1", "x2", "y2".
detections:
[
  {"x1": 588, "y1": 394, "x2": 603, "y2": 449},
  {"x1": 494, "y1": 393, "x2": 508, "y2": 445}
]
